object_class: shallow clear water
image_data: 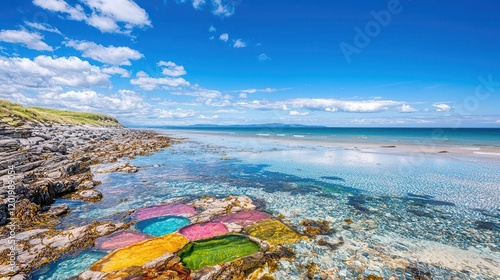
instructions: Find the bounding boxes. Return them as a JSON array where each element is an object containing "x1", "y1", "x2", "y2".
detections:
[
  {"x1": 135, "y1": 216, "x2": 190, "y2": 236},
  {"x1": 31, "y1": 250, "x2": 107, "y2": 280},
  {"x1": 37, "y1": 129, "x2": 500, "y2": 279}
]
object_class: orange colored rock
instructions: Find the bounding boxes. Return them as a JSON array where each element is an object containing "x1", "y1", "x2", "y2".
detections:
[{"x1": 90, "y1": 233, "x2": 189, "y2": 273}]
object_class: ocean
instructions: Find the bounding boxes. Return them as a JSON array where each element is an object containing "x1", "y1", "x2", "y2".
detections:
[{"x1": 160, "y1": 127, "x2": 500, "y2": 147}]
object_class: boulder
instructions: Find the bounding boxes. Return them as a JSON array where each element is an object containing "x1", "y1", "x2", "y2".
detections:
[{"x1": 76, "y1": 190, "x2": 103, "y2": 202}]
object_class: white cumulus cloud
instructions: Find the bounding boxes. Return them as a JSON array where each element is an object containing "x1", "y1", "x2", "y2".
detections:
[
  {"x1": 24, "y1": 22, "x2": 62, "y2": 34},
  {"x1": 0, "y1": 55, "x2": 110, "y2": 94},
  {"x1": 65, "y1": 40, "x2": 144, "y2": 65},
  {"x1": 158, "y1": 61, "x2": 187, "y2": 77},
  {"x1": 199, "y1": 114, "x2": 219, "y2": 120},
  {"x1": 130, "y1": 61, "x2": 190, "y2": 90},
  {"x1": 289, "y1": 110, "x2": 310, "y2": 116},
  {"x1": 0, "y1": 29, "x2": 53, "y2": 51},
  {"x1": 211, "y1": 0, "x2": 235, "y2": 17},
  {"x1": 102, "y1": 66, "x2": 130, "y2": 77},
  {"x1": 399, "y1": 104, "x2": 418, "y2": 113},
  {"x1": 33, "y1": 0, "x2": 151, "y2": 34},
  {"x1": 233, "y1": 39, "x2": 246, "y2": 48},
  {"x1": 433, "y1": 103, "x2": 452, "y2": 112},
  {"x1": 258, "y1": 53, "x2": 271, "y2": 61},
  {"x1": 219, "y1": 33, "x2": 229, "y2": 42}
]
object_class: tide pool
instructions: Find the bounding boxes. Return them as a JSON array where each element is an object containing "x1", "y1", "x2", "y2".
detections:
[{"x1": 135, "y1": 216, "x2": 191, "y2": 236}]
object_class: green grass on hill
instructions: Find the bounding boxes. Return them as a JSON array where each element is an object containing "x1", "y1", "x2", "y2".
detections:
[{"x1": 0, "y1": 99, "x2": 122, "y2": 127}]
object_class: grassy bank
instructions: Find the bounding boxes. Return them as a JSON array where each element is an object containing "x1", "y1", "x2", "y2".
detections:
[{"x1": 0, "y1": 99, "x2": 122, "y2": 127}]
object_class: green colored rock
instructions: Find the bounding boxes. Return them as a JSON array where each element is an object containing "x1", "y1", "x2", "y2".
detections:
[
  {"x1": 178, "y1": 234, "x2": 260, "y2": 271},
  {"x1": 245, "y1": 219, "x2": 303, "y2": 245}
]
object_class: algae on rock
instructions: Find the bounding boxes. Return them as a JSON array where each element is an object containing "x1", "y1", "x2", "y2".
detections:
[
  {"x1": 178, "y1": 234, "x2": 260, "y2": 271},
  {"x1": 245, "y1": 219, "x2": 303, "y2": 245}
]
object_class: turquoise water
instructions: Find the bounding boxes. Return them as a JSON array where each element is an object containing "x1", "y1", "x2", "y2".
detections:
[
  {"x1": 134, "y1": 216, "x2": 190, "y2": 236},
  {"x1": 31, "y1": 250, "x2": 107, "y2": 280},
  {"x1": 159, "y1": 127, "x2": 500, "y2": 147},
  {"x1": 35, "y1": 128, "x2": 500, "y2": 279}
]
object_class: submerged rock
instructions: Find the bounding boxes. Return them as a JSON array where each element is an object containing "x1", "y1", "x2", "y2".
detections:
[
  {"x1": 178, "y1": 234, "x2": 260, "y2": 271},
  {"x1": 131, "y1": 203, "x2": 197, "y2": 221},
  {"x1": 179, "y1": 222, "x2": 228, "y2": 241},
  {"x1": 94, "y1": 230, "x2": 151, "y2": 251},
  {"x1": 46, "y1": 203, "x2": 70, "y2": 216},
  {"x1": 135, "y1": 216, "x2": 191, "y2": 237},
  {"x1": 90, "y1": 233, "x2": 189, "y2": 273},
  {"x1": 246, "y1": 219, "x2": 303, "y2": 245}
]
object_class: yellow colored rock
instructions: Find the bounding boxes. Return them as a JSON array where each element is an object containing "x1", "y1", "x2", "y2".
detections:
[
  {"x1": 90, "y1": 233, "x2": 189, "y2": 273},
  {"x1": 245, "y1": 219, "x2": 303, "y2": 245}
]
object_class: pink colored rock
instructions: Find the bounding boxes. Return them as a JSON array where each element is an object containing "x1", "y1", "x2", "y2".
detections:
[
  {"x1": 179, "y1": 222, "x2": 228, "y2": 241},
  {"x1": 131, "y1": 204, "x2": 197, "y2": 221},
  {"x1": 95, "y1": 231, "x2": 151, "y2": 251},
  {"x1": 214, "y1": 211, "x2": 272, "y2": 227}
]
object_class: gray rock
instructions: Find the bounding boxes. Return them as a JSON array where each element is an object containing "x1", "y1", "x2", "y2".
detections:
[
  {"x1": 142, "y1": 253, "x2": 179, "y2": 270},
  {"x1": 77, "y1": 190, "x2": 103, "y2": 202},
  {"x1": 95, "y1": 162, "x2": 138, "y2": 174},
  {"x1": 57, "y1": 144, "x2": 67, "y2": 155},
  {"x1": 78, "y1": 181, "x2": 95, "y2": 190},
  {"x1": 44, "y1": 144, "x2": 59, "y2": 152},
  {"x1": 18, "y1": 138, "x2": 30, "y2": 146},
  {"x1": 0, "y1": 139, "x2": 20, "y2": 153},
  {"x1": 33, "y1": 133, "x2": 51, "y2": 140},
  {"x1": 46, "y1": 204, "x2": 69, "y2": 216},
  {"x1": 27, "y1": 137, "x2": 45, "y2": 145},
  {"x1": 0, "y1": 204, "x2": 7, "y2": 225},
  {"x1": 78, "y1": 271, "x2": 106, "y2": 280}
]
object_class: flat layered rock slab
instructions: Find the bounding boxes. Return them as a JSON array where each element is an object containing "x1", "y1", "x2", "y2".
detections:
[
  {"x1": 213, "y1": 210, "x2": 272, "y2": 227},
  {"x1": 179, "y1": 222, "x2": 228, "y2": 241},
  {"x1": 90, "y1": 233, "x2": 189, "y2": 273},
  {"x1": 131, "y1": 204, "x2": 197, "y2": 221},
  {"x1": 178, "y1": 234, "x2": 260, "y2": 271},
  {"x1": 94, "y1": 230, "x2": 151, "y2": 251},
  {"x1": 135, "y1": 216, "x2": 191, "y2": 237},
  {"x1": 245, "y1": 219, "x2": 303, "y2": 245}
]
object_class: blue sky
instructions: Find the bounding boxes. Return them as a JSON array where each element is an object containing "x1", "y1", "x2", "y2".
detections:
[{"x1": 0, "y1": 0, "x2": 499, "y2": 127}]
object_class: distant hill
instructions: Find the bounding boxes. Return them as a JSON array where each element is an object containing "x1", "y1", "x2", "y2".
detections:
[{"x1": 0, "y1": 99, "x2": 122, "y2": 127}]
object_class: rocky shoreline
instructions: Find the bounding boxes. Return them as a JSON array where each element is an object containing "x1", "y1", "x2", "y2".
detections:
[{"x1": 0, "y1": 120, "x2": 173, "y2": 278}]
